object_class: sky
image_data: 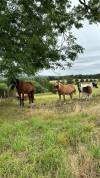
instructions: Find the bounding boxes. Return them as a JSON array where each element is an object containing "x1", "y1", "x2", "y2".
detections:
[{"x1": 38, "y1": 1, "x2": 100, "y2": 76}]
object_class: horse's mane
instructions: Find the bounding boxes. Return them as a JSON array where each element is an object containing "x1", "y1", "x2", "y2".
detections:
[
  {"x1": 59, "y1": 83, "x2": 64, "y2": 86},
  {"x1": 17, "y1": 80, "x2": 32, "y2": 85},
  {"x1": 59, "y1": 83, "x2": 67, "y2": 89},
  {"x1": 15, "y1": 79, "x2": 26, "y2": 83},
  {"x1": 59, "y1": 83, "x2": 69, "y2": 87}
]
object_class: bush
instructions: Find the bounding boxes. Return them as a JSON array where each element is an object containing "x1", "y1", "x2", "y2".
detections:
[
  {"x1": 86, "y1": 78, "x2": 89, "y2": 82},
  {"x1": 34, "y1": 81, "x2": 47, "y2": 93},
  {"x1": 0, "y1": 83, "x2": 9, "y2": 98},
  {"x1": 45, "y1": 82, "x2": 54, "y2": 92},
  {"x1": 80, "y1": 79, "x2": 85, "y2": 82},
  {"x1": 34, "y1": 78, "x2": 54, "y2": 93},
  {"x1": 67, "y1": 78, "x2": 74, "y2": 84}
]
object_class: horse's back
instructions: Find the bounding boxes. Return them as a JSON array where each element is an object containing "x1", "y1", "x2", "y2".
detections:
[
  {"x1": 65, "y1": 84, "x2": 76, "y2": 94},
  {"x1": 19, "y1": 81, "x2": 34, "y2": 94},
  {"x1": 83, "y1": 86, "x2": 92, "y2": 94},
  {"x1": 59, "y1": 84, "x2": 75, "y2": 94}
]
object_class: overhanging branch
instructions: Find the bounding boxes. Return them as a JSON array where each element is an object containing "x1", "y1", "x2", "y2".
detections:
[{"x1": 79, "y1": 0, "x2": 93, "y2": 12}]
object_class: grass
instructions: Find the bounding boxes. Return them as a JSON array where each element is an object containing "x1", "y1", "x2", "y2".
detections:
[{"x1": 0, "y1": 89, "x2": 100, "y2": 178}]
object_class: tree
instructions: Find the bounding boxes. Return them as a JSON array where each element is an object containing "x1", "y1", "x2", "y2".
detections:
[
  {"x1": 67, "y1": 77, "x2": 74, "y2": 84},
  {"x1": 0, "y1": 0, "x2": 99, "y2": 79},
  {"x1": 76, "y1": 0, "x2": 100, "y2": 23}
]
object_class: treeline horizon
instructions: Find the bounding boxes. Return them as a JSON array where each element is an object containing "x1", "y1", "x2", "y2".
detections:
[
  {"x1": 43, "y1": 74, "x2": 100, "y2": 81},
  {"x1": 1, "y1": 73, "x2": 100, "y2": 82}
]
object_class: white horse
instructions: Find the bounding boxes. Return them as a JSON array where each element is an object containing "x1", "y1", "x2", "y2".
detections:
[
  {"x1": 80, "y1": 83, "x2": 93, "y2": 99},
  {"x1": 77, "y1": 82, "x2": 98, "y2": 99}
]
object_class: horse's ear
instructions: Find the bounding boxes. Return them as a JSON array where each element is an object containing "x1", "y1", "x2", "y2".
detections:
[
  {"x1": 10, "y1": 79, "x2": 15, "y2": 84},
  {"x1": 54, "y1": 81, "x2": 59, "y2": 88},
  {"x1": 15, "y1": 79, "x2": 19, "y2": 83},
  {"x1": 9, "y1": 80, "x2": 16, "y2": 90},
  {"x1": 56, "y1": 80, "x2": 59, "y2": 84}
]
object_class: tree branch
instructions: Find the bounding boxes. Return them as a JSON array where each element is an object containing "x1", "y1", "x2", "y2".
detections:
[
  {"x1": 79, "y1": 0, "x2": 100, "y2": 18},
  {"x1": 79, "y1": 0, "x2": 92, "y2": 12}
]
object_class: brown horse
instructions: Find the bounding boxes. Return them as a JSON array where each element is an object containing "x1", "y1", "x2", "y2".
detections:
[
  {"x1": 54, "y1": 82, "x2": 76, "y2": 102},
  {"x1": 10, "y1": 79, "x2": 34, "y2": 106}
]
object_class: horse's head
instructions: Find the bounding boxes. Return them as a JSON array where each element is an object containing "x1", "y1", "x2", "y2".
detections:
[
  {"x1": 76, "y1": 82, "x2": 82, "y2": 92},
  {"x1": 10, "y1": 79, "x2": 19, "y2": 90},
  {"x1": 92, "y1": 82, "x2": 98, "y2": 88},
  {"x1": 53, "y1": 82, "x2": 60, "y2": 93},
  {"x1": 76, "y1": 81, "x2": 81, "y2": 86}
]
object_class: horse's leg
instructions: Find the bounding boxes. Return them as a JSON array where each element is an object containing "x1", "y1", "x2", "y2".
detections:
[
  {"x1": 88, "y1": 94, "x2": 92, "y2": 100},
  {"x1": 63, "y1": 94, "x2": 65, "y2": 102},
  {"x1": 59, "y1": 94, "x2": 61, "y2": 101},
  {"x1": 27, "y1": 92, "x2": 34, "y2": 108},
  {"x1": 18, "y1": 93, "x2": 22, "y2": 106},
  {"x1": 22, "y1": 93, "x2": 24, "y2": 107},
  {"x1": 79, "y1": 92, "x2": 80, "y2": 98},
  {"x1": 30, "y1": 91, "x2": 34, "y2": 108},
  {"x1": 28, "y1": 93, "x2": 31, "y2": 104},
  {"x1": 31, "y1": 91, "x2": 34, "y2": 103},
  {"x1": 70, "y1": 93, "x2": 73, "y2": 99},
  {"x1": 82, "y1": 92, "x2": 84, "y2": 98},
  {"x1": 79, "y1": 92, "x2": 82, "y2": 99}
]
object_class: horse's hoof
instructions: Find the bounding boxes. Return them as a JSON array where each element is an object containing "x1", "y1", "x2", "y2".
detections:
[{"x1": 29, "y1": 103, "x2": 34, "y2": 109}]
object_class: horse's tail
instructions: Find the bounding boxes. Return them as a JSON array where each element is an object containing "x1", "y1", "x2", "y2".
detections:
[
  {"x1": 31, "y1": 90, "x2": 35, "y2": 101},
  {"x1": 73, "y1": 89, "x2": 76, "y2": 95}
]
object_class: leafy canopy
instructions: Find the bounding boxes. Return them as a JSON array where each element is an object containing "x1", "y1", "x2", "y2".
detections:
[{"x1": 0, "y1": 0, "x2": 100, "y2": 78}]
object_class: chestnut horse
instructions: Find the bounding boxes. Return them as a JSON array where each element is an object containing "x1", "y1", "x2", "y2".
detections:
[
  {"x1": 10, "y1": 79, "x2": 34, "y2": 106},
  {"x1": 54, "y1": 82, "x2": 76, "y2": 102}
]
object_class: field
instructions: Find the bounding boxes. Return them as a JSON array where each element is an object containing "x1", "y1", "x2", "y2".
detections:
[{"x1": 0, "y1": 86, "x2": 100, "y2": 178}]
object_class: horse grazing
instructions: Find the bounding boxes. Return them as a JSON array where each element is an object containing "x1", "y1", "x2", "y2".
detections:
[
  {"x1": 10, "y1": 79, "x2": 34, "y2": 106},
  {"x1": 54, "y1": 82, "x2": 76, "y2": 102},
  {"x1": 77, "y1": 81, "x2": 98, "y2": 99}
]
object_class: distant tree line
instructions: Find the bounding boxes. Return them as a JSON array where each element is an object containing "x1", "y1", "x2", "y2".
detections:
[{"x1": 47, "y1": 74, "x2": 100, "y2": 81}]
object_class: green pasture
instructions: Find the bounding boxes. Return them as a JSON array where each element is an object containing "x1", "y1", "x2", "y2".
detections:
[{"x1": 0, "y1": 86, "x2": 100, "y2": 178}]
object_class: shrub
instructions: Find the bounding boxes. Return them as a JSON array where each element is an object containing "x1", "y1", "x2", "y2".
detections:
[
  {"x1": 0, "y1": 83, "x2": 9, "y2": 98},
  {"x1": 67, "y1": 78, "x2": 74, "y2": 84},
  {"x1": 80, "y1": 78, "x2": 85, "y2": 82},
  {"x1": 34, "y1": 78, "x2": 54, "y2": 93},
  {"x1": 34, "y1": 81, "x2": 47, "y2": 93},
  {"x1": 45, "y1": 82, "x2": 54, "y2": 92}
]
